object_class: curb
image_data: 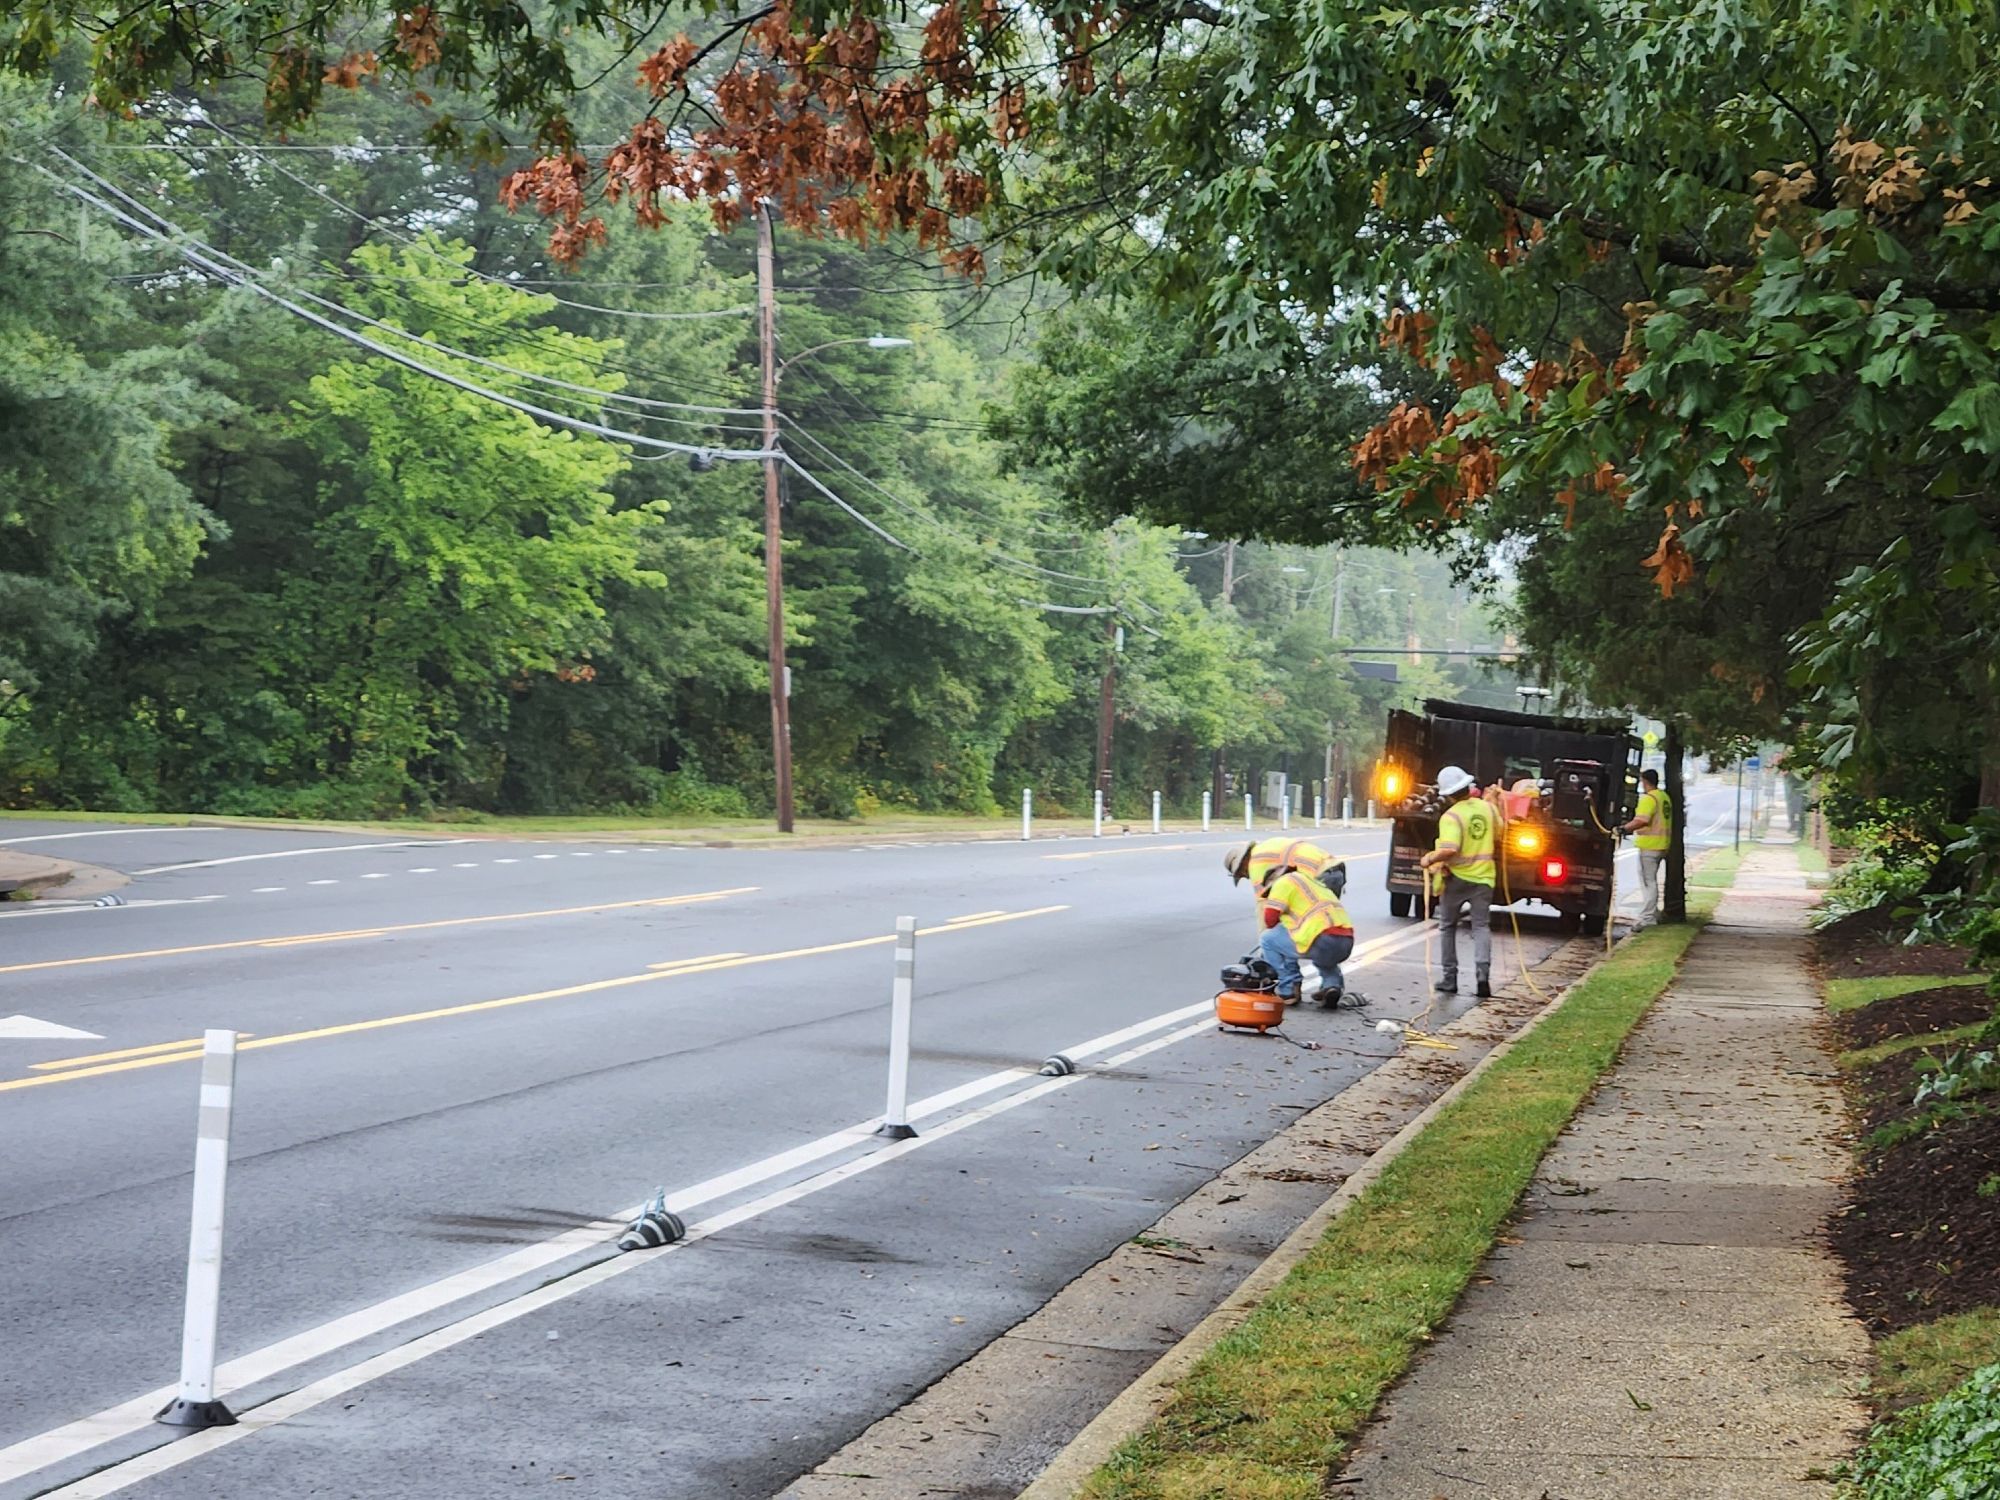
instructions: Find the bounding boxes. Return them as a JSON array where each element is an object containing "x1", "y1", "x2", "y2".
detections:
[
  {"x1": 0, "y1": 853, "x2": 126, "y2": 903},
  {"x1": 1015, "y1": 927, "x2": 1644, "y2": 1499}
]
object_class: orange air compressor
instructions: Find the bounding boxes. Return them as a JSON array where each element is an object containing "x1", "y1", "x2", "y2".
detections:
[{"x1": 1216, "y1": 957, "x2": 1288, "y2": 1034}]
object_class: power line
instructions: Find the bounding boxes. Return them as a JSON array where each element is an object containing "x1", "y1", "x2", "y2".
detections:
[{"x1": 39, "y1": 156, "x2": 775, "y2": 464}]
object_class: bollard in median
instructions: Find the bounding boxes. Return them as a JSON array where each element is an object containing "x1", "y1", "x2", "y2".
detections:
[
  {"x1": 1243, "y1": 794, "x2": 1253, "y2": 831},
  {"x1": 1093, "y1": 788, "x2": 1104, "y2": 838},
  {"x1": 1021, "y1": 787, "x2": 1033, "y2": 842},
  {"x1": 877, "y1": 916, "x2": 918, "y2": 1140},
  {"x1": 1201, "y1": 791, "x2": 1211, "y2": 831},
  {"x1": 1342, "y1": 794, "x2": 1353, "y2": 825},
  {"x1": 157, "y1": 1029, "x2": 240, "y2": 1430},
  {"x1": 1280, "y1": 795, "x2": 1291, "y2": 830},
  {"x1": 1151, "y1": 790, "x2": 1161, "y2": 834},
  {"x1": 1314, "y1": 794, "x2": 1324, "y2": 828},
  {"x1": 1367, "y1": 798, "x2": 1376, "y2": 821}
]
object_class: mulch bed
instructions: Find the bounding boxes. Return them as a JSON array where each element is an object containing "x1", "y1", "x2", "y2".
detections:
[
  {"x1": 1815, "y1": 903, "x2": 1973, "y2": 980},
  {"x1": 1839, "y1": 984, "x2": 1997, "y2": 1053},
  {"x1": 1823, "y1": 917, "x2": 2000, "y2": 1333}
]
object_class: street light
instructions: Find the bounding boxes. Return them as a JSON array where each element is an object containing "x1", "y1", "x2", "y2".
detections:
[{"x1": 757, "y1": 203, "x2": 914, "y2": 833}]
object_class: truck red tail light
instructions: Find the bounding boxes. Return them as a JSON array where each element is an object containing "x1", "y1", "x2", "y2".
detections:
[{"x1": 1542, "y1": 857, "x2": 1568, "y2": 884}]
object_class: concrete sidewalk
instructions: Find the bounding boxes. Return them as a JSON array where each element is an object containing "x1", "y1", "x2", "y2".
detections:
[
  {"x1": 0, "y1": 848, "x2": 122, "y2": 901},
  {"x1": 1335, "y1": 845, "x2": 1869, "y2": 1497}
]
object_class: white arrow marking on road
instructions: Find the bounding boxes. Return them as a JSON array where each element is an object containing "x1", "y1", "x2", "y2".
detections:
[{"x1": 0, "y1": 1015, "x2": 103, "y2": 1041}]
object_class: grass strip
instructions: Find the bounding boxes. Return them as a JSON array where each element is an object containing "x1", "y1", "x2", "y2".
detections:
[
  {"x1": 1874, "y1": 1308, "x2": 2000, "y2": 1410},
  {"x1": 1825, "y1": 972, "x2": 1985, "y2": 1015},
  {"x1": 1840, "y1": 1022, "x2": 1990, "y2": 1070},
  {"x1": 1078, "y1": 909, "x2": 1711, "y2": 1500}
]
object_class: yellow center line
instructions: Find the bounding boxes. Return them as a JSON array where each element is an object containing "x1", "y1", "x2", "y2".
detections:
[
  {"x1": 0, "y1": 906, "x2": 1071, "y2": 1096},
  {"x1": 945, "y1": 909, "x2": 1004, "y2": 923},
  {"x1": 644, "y1": 951, "x2": 747, "y2": 973},
  {"x1": 31, "y1": 1035, "x2": 257, "y2": 1071},
  {"x1": 0, "y1": 887, "x2": 760, "y2": 977}
]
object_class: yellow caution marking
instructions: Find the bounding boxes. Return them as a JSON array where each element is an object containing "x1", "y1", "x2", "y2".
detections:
[
  {"x1": 0, "y1": 887, "x2": 759, "y2": 977},
  {"x1": 0, "y1": 907, "x2": 1069, "y2": 1095}
]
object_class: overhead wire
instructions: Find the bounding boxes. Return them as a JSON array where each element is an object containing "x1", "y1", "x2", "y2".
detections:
[
  {"x1": 53, "y1": 148, "x2": 767, "y2": 436},
  {"x1": 35, "y1": 156, "x2": 775, "y2": 464}
]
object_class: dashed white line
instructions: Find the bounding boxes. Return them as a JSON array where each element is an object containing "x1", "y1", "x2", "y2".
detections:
[
  {"x1": 252, "y1": 887, "x2": 285, "y2": 894},
  {"x1": 569, "y1": 852, "x2": 593, "y2": 858},
  {"x1": 494, "y1": 859, "x2": 519, "y2": 865},
  {"x1": 407, "y1": 867, "x2": 436, "y2": 874},
  {"x1": 360, "y1": 873, "x2": 390, "y2": 880},
  {"x1": 532, "y1": 854, "x2": 560, "y2": 861},
  {"x1": 452, "y1": 863, "x2": 479, "y2": 869},
  {"x1": 307, "y1": 879, "x2": 339, "y2": 887}
]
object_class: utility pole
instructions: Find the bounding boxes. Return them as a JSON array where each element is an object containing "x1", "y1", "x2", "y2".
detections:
[
  {"x1": 1330, "y1": 548, "x2": 1347, "y2": 641},
  {"x1": 1096, "y1": 617, "x2": 1118, "y2": 812},
  {"x1": 757, "y1": 202, "x2": 794, "y2": 834},
  {"x1": 1213, "y1": 540, "x2": 1237, "y2": 814},
  {"x1": 1664, "y1": 722, "x2": 1687, "y2": 924}
]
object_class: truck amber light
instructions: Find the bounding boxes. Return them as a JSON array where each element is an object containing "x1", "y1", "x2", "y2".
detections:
[
  {"x1": 1543, "y1": 857, "x2": 1568, "y2": 883},
  {"x1": 1378, "y1": 768, "x2": 1407, "y2": 800},
  {"x1": 1510, "y1": 827, "x2": 1544, "y2": 856}
]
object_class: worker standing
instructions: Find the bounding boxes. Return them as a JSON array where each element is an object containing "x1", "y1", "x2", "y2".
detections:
[
  {"x1": 1254, "y1": 864, "x2": 1355, "y2": 1006},
  {"x1": 1622, "y1": 768, "x2": 1673, "y2": 928},
  {"x1": 1419, "y1": 765, "x2": 1495, "y2": 998}
]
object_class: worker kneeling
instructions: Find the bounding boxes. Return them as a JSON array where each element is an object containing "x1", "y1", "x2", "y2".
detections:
[
  {"x1": 1226, "y1": 840, "x2": 1352, "y2": 1005},
  {"x1": 1258, "y1": 862, "x2": 1354, "y2": 1006}
]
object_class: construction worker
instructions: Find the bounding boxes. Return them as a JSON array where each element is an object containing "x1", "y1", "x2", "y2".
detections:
[
  {"x1": 1255, "y1": 862, "x2": 1355, "y2": 1006},
  {"x1": 1225, "y1": 839, "x2": 1349, "y2": 1001},
  {"x1": 1223, "y1": 837, "x2": 1348, "y2": 894},
  {"x1": 1622, "y1": 768, "x2": 1673, "y2": 928},
  {"x1": 1419, "y1": 765, "x2": 1494, "y2": 998}
]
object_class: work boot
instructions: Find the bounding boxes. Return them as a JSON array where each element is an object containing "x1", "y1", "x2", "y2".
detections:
[
  {"x1": 1476, "y1": 974, "x2": 1493, "y2": 999},
  {"x1": 1318, "y1": 986, "x2": 1344, "y2": 1009},
  {"x1": 1434, "y1": 974, "x2": 1458, "y2": 995}
]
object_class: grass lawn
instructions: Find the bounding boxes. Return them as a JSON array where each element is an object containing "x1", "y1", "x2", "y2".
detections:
[
  {"x1": 1076, "y1": 906, "x2": 1713, "y2": 1498},
  {"x1": 1840, "y1": 1022, "x2": 1991, "y2": 1070},
  {"x1": 1825, "y1": 973, "x2": 1988, "y2": 1015},
  {"x1": 1873, "y1": 1309, "x2": 2000, "y2": 1411}
]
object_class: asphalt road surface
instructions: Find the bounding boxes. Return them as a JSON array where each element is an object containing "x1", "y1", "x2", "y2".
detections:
[{"x1": 0, "y1": 792, "x2": 1728, "y2": 1499}]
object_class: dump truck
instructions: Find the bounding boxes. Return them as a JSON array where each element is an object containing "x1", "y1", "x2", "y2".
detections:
[{"x1": 1376, "y1": 699, "x2": 1640, "y2": 935}]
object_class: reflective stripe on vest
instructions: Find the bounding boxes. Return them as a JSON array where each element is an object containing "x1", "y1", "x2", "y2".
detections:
[
  {"x1": 1246, "y1": 837, "x2": 1336, "y2": 889},
  {"x1": 1636, "y1": 789, "x2": 1673, "y2": 851},
  {"x1": 1264, "y1": 870, "x2": 1353, "y2": 950},
  {"x1": 1436, "y1": 802, "x2": 1497, "y2": 886}
]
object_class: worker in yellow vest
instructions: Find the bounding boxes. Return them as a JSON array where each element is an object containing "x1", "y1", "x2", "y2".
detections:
[
  {"x1": 1622, "y1": 768, "x2": 1673, "y2": 928},
  {"x1": 1225, "y1": 839, "x2": 1349, "y2": 1003},
  {"x1": 1419, "y1": 765, "x2": 1495, "y2": 998},
  {"x1": 1256, "y1": 863, "x2": 1355, "y2": 1006},
  {"x1": 1223, "y1": 837, "x2": 1347, "y2": 894}
]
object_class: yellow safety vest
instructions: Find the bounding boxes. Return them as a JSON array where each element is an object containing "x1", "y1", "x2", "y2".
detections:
[
  {"x1": 1436, "y1": 800, "x2": 1497, "y2": 887},
  {"x1": 1245, "y1": 837, "x2": 1342, "y2": 890},
  {"x1": 1262, "y1": 869, "x2": 1354, "y2": 951},
  {"x1": 1636, "y1": 789, "x2": 1673, "y2": 851}
]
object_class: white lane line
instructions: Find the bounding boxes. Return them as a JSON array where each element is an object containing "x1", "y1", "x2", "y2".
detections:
[
  {"x1": 452, "y1": 862, "x2": 479, "y2": 869},
  {"x1": 306, "y1": 880, "x2": 339, "y2": 887},
  {"x1": 533, "y1": 854, "x2": 560, "y2": 861},
  {"x1": 407, "y1": 867, "x2": 436, "y2": 874},
  {"x1": 360, "y1": 873, "x2": 390, "y2": 881},
  {"x1": 252, "y1": 887, "x2": 285, "y2": 894},
  {"x1": 494, "y1": 858, "x2": 519, "y2": 865},
  {"x1": 0, "y1": 828, "x2": 228, "y2": 845},
  {"x1": 32, "y1": 1020, "x2": 1219, "y2": 1500},
  {"x1": 570, "y1": 852, "x2": 593, "y2": 858},
  {"x1": 133, "y1": 840, "x2": 473, "y2": 876},
  {"x1": 0, "y1": 922, "x2": 1442, "y2": 1493}
]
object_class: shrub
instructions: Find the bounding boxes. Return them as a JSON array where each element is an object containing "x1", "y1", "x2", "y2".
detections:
[{"x1": 1840, "y1": 1361, "x2": 2000, "y2": 1498}]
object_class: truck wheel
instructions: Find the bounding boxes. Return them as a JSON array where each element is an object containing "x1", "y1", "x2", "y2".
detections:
[
  {"x1": 1388, "y1": 891, "x2": 1414, "y2": 920},
  {"x1": 1582, "y1": 913, "x2": 1608, "y2": 937},
  {"x1": 1557, "y1": 910, "x2": 1582, "y2": 936}
]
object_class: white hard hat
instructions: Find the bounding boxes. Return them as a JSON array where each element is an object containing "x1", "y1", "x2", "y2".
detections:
[{"x1": 1437, "y1": 765, "x2": 1476, "y2": 796}]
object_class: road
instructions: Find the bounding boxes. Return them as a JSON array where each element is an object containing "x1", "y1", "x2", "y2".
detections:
[{"x1": 0, "y1": 798, "x2": 1719, "y2": 1499}]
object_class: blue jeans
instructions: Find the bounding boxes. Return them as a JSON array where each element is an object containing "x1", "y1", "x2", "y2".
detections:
[{"x1": 1260, "y1": 926, "x2": 1355, "y2": 999}]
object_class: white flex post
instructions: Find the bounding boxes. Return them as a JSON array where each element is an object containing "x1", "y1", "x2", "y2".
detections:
[
  {"x1": 1093, "y1": 789, "x2": 1104, "y2": 838},
  {"x1": 1151, "y1": 790, "x2": 1162, "y2": 834},
  {"x1": 1021, "y1": 787, "x2": 1032, "y2": 841},
  {"x1": 1201, "y1": 791, "x2": 1212, "y2": 831},
  {"x1": 1281, "y1": 796, "x2": 1291, "y2": 830},
  {"x1": 877, "y1": 917, "x2": 917, "y2": 1139},
  {"x1": 1243, "y1": 794, "x2": 1254, "y2": 831},
  {"x1": 1343, "y1": 794, "x2": 1353, "y2": 825},
  {"x1": 1367, "y1": 798, "x2": 1376, "y2": 821},
  {"x1": 157, "y1": 1029, "x2": 239, "y2": 1429},
  {"x1": 1314, "y1": 793, "x2": 1324, "y2": 828}
]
